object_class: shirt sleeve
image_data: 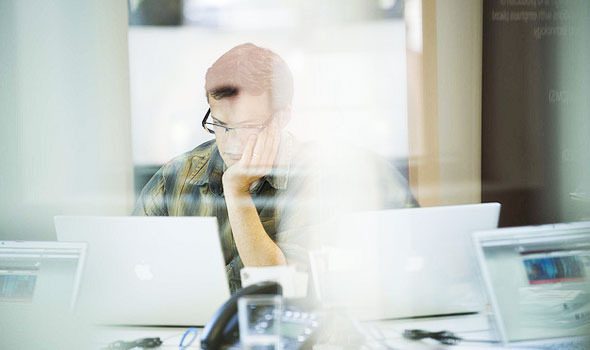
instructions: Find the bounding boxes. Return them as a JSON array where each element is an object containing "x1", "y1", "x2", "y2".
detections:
[
  {"x1": 379, "y1": 161, "x2": 419, "y2": 209},
  {"x1": 274, "y1": 147, "x2": 417, "y2": 267},
  {"x1": 132, "y1": 167, "x2": 169, "y2": 216},
  {"x1": 273, "y1": 167, "x2": 327, "y2": 271}
]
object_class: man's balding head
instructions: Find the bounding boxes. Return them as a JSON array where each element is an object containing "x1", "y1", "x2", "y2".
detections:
[{"x1": 205, "y1": 43, "x2": 294, "y2": 111}]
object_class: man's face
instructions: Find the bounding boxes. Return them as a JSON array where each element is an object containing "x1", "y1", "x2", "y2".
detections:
[{"x1": 208, "y1": 91, "x2": 276, "y2": 167}]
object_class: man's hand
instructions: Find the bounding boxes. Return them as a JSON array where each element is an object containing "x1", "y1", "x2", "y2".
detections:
[
  {"x1": 220, "y1": 119, "x2": 287, "y2": 267},
  {"x1": 222, "y1": 121, "x2": 280, "y2": 195}
]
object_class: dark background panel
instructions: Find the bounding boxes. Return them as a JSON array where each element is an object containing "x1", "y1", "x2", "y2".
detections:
[{"x1": 482, "y1": 0, "x2": 590, "y2": 226}]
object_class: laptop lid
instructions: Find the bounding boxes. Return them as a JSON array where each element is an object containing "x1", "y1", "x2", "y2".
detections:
[
  {"x1": 55, "y1": 216, "x2": 231, "y2": 326},
  {"x1": 318, "y1": 202, "x2": 500, "y2": 319},
  {"x1": 474, "y1": 222, "x2": 590, "y2": 345}
]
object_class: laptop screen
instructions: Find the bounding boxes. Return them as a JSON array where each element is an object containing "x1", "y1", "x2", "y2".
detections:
[
  {"x1": 479, "y1": 226, "x2": 590, "y2": 343},
  {"x1": 0, "y1": 241, "x2": 85, "y2": 310}
]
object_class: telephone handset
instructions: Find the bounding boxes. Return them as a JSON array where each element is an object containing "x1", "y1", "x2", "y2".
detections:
[{"x1": 200, "y1": 281, "x2": 283, "y2": 350}]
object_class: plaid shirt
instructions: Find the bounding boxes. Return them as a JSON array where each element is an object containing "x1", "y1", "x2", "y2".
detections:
[{"x1": 133, "y1": 136, "x2": 416, "y2": 294}]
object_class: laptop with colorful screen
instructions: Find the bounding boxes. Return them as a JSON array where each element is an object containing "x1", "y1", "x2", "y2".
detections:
[{"x1": 473, "y1": 222, "x2": 590, "y2": 348}]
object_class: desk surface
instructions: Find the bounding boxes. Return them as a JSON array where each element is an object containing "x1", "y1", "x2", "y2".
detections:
[
  {"x1": 365, "y1": 314, "x2": 499, "y2": 349},
  {"x1": 94, "y1": 313, "x2": 588, "y2": 350},
  {"x1": 92, "y1": 314, "x2": 507, "y2": 350}
]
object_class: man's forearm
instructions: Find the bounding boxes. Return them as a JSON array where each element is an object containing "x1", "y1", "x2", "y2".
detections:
[{"x1": 224, "y1": 189, "x2": 287, "y2": 266}]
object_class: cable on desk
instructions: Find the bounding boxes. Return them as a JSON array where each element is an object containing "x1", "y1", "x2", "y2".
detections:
[
  {"x1": 103, "y1": 337, "x2": 162, "y2": 350},
  {"x1": 179, "y1": 327, "x2": 199, "y2": 349},
  {"x1": 403, "y1": 329, "x2": 499, "y2": 345}
]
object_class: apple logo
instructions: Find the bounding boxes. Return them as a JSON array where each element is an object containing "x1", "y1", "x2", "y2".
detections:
[{"x1": 134, "y1": 263, "x2": 154, "y2": 281}]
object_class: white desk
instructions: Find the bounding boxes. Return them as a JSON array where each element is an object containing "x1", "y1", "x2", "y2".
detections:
[
  {"x1": 92, "y1": 314, "x2": 502, "y2": 350},
  {"x1": 95, "y1": 312, "x2": 590, "y2": 350},
  {"x1": 363, "y1": 314, "x2": 501, "y2": 349}
]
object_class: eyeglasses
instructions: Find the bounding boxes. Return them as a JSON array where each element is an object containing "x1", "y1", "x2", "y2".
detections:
[{"x1": 201, "y1": 109, "x2": 272, "y2": 138}]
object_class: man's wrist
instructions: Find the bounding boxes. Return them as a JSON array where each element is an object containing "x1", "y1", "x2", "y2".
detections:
[{"x1": 222, "y1": 181, "x2": 251, "y2": 197}]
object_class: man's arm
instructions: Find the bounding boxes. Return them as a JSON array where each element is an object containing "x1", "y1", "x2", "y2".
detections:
[
  {"x1": 224, "y1": 189, "x2": 286, "y2": 266},
  {"x1": 222, "y1": 124, "x2": 287, "y2": 267}
]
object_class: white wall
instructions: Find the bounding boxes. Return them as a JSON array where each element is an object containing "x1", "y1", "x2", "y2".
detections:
[
  {"x1": 128, "y1": 20, "x2": 408, "y2": 165},
  {"x1": 0, "y1": 1, "x2": 134, "y2": 240}
]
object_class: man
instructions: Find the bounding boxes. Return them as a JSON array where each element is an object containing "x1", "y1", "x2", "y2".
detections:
[{"x1": 134, "y1": 43, "x2": 416, "y2": 293}]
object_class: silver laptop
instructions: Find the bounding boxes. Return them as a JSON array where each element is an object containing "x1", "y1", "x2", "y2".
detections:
[
  {"x1": 474, "y1": 221, "x2": 590, "y2": 348},
  {"x1": 0, "y1": 240, "x2": 86, "y2": 310},
  {"x1": 314, "y1": 202, "x2": 501, "y2": 320},
  {"x1": 0, "y1": 241, "x2": 88, "y2": 349},
  {"x1": 55, "y1": 216, "x2": 231, "y2": 326}
]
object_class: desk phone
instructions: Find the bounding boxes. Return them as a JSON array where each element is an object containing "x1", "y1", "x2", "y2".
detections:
[{"x1": 200, "y1": 282, "x2": 320, "y2": 350}]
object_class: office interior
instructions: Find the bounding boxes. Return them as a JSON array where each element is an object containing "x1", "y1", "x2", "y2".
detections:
[{"x1": 1, "y1": 0, "x2": 590, "y2": 349}]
